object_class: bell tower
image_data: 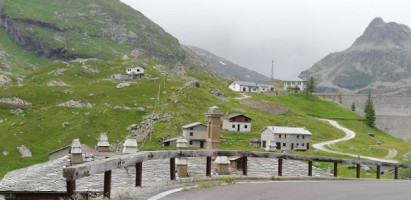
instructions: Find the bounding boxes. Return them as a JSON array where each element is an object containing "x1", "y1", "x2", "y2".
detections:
[{"x1": 205, "y1": 106, "x2": 222, "y2": 149}]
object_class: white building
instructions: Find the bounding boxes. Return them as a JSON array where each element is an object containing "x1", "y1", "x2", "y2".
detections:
[
  {"x1": 222, "y1": 114, "x2": 251, "y2": 132},
  {"x1": 126, "y1": 66, "x2": 144, "y2": 79},
  {"x1": 260, "y1": 126, "x2": 312, "y2": 151},
  {"x1": 258, "y1": 84, "x2": 275, "y2": 93},
  {"x1": 228, "y1": 81, "x2": 259, "y2": 93},
  {"x1": 182, "y1": 122, "x2": 208, "y2": 148},
  {"x1": 229, "y1": 81, "x2": 275, "y2": 93},
  {"x1": 283, "y1": 79, "x2": 307, "y2": 91}
]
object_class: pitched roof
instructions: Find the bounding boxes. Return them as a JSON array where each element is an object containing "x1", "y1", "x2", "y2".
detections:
[
  {"x1": 232, "y1": 81, "x2": 258, "y2": 87},
  {"x1": 262, "y1": 126, "x2": 312, "y2": 135},
  {"x1": 162, "y1": 137, "x2": 183, "y2": 143},
  {"x1": 182, "y1": 122, "x2": 206, "y2": 129},
  {"x1": 222, "y1": 113, "x2": 251, "y2": 120}
]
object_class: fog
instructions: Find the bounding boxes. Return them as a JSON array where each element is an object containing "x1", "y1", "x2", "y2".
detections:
[{"x1": 121, "y1": 0, "x2": 411, "y2": 80}]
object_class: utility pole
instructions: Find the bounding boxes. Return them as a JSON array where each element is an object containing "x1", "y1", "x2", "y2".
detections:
[{"x1": 271, "y1": 60, "x2": 274, "y2": 82}]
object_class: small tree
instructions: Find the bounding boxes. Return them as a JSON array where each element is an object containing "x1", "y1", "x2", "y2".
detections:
[
  {"x1": 351, "y1": 102, "x2": 356, "y2": 111},
  {"x1": 364, "y1": 93, "x2": 376, "y2": 127},
  {"x1": 305, "y1": 77, "x2": 315, "y2": 96}
]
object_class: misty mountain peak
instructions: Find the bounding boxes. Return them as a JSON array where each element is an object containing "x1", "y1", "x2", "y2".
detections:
[{"x1": 352, "y1": 17, "x2": 411, "y2": 47}]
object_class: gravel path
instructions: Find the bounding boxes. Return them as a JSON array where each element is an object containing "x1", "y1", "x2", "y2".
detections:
[
  {"x1": 384, "y1": 149, "x2": 398, "y2": 159},
  {"x1": 313, "y1": 119, "x2": 398, "y2": 163}
]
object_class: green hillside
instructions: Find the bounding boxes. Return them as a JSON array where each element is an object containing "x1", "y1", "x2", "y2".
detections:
[
  {"x1": 0, "y1": 28, "x2": 50, "y2": 75},
  {"x1": 1, "y1": 57, "x2": 411, "y2": 179},
  {"x1": 0, "y1": 0, "x2": 184, "y2": 62}
]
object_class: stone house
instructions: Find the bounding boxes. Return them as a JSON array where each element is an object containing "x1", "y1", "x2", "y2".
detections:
[
  {"x1": 283, "y1": 79, "x2": 307, "y2": 91},
  {"x1": 171, "y1": 62, "x2": 187, "y2": 78},
  {"x1": 126, "y1": 66, "x2": 144, "y2": 79},
  {"x1": 182, "y1": 122, "x2": 208, "y2": 148},
  {"x1": 222, "y1": 114, "x2": 251, "y2": 132},
  {"x1": 260, "y1": 126, "x2": 312, "y2": 151}
]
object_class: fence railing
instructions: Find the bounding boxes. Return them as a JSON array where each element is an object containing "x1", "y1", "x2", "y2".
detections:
[{"x1": 63, "y1": 150, "x2": 411, "y2": 199}]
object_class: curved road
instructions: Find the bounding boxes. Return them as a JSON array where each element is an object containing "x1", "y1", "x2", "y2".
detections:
[
  {"x1": 313, "y1": 119, "x2": 397, "y2": 163},
  {"x1": 160, "y1": 181, "x2": 411, "y2": 200}
]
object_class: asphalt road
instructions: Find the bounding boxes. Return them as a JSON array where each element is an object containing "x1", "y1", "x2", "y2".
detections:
[{"x1": 160, "y1": 181, "x2": 411, "y2": 200}]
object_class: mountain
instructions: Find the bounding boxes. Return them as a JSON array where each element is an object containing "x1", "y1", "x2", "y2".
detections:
[
  {"x1": 299, "y1": 17, "x2": 411, "y2": 94},
  {"x1": 0, "y1": 0, "x2": 185, "y2": 64},
  {"x1": 185, "y1": 45, "x2": 269, "y2": 83}
]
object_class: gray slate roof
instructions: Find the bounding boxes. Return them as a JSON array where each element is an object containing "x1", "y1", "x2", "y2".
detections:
[
  {"x1": 181, "y1": 122, "x2": 206, "y2": 129},
  {"x1": 233, "y1": 81, "x2": 258, "y2": 87},
  {"x1": 222, "y1": 113, "x2": 251, "y2": 120},
  {"x1": 263, "y1": 126, "x2": 312, "y2": 135}
]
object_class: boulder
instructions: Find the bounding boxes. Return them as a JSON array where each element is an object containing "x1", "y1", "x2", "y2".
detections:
[
  {"x1": 58, "y1": 100, "x2": 93, "y2": 108},
  {"x1": 0, "y1": 97, "x2": 32, "y2": 106},
  {"x1": 0, "y1": 75, "x2": 12, "y2": 87}
]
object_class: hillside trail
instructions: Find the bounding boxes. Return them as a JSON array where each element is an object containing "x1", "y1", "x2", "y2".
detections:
[
  {"x1": 313, "y1": 119, "x2": 398, "y2": 163},
  {"x1": 234, "y1": 93, "x2": 251, "y2": 100}
]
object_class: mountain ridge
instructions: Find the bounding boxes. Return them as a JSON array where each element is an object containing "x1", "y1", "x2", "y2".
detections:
[{"x1": 299, "y1": 17, "x2": 411, "y2": 94}]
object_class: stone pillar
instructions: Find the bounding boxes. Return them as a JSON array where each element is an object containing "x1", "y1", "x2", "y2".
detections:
[
  {"x1": 215, "y1": 156, "x2": 230, "y2": 175},
  {"x1": 265, "y1": 140, "x2": 277, "y2": 152},
  {"x1": 205, "y1": 106, "x2": 222, "y2": 149},
  {"x1": 97, "y1": 133, "x2": 110, "y2": 152},
  {"x1": 176, "y1": 138, "x2": 188, "y2": 177},
  {"x1": 122, "y1": 138, "x2": 138, "y2": 154},
  {"x1": 70, "y1": 139, "x2": 83, "y2": 165}
]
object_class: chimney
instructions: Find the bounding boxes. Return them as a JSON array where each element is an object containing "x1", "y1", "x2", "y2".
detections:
[
  {"x1": 122, "y1": 138, "x2": 138, "y2": 154},
  {"x1": 205, "y1": 106, "x2": 222, "y2": 149},
  {"x1": 97, "y1": 133, "x2": 110, "y2": 152},
  {"x1": 176, "y1": 138, "x2": 188, "y2": 177},
  {"x1": 70, "y1": 139, "x2": 83, "y2": 165}
]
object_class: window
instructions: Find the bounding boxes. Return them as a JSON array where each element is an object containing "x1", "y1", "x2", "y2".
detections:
[
  {"x1": 296, "y1": 143, "x2": 299, "y2": 146},
  {"x1": 189, "y1": 141, "x2": 193, "y2": 145},
  {"x1": 137, "y1": 69, "x2": 140, "y2": 72},
  {"x1": 302, "y1": 143, "x2": 305, "y2": 147},
  {"x1": 244, "y1": 125, "x2": 248, "y2": 129},
  {"x1": 285, "y1": 135, "x2": 287, "y2": 139},
  {"x1": 189, "y1": 127, "x2": 193, "y2": 130},
  {"x1": 279, "y1": 134, "x2": 282, "y2": 138},
  {"x1": 190, "y1": 132, "x2": 193, "y2": 136},
  {"x1": 283, "y1": 143, "x2": 286, "y2": 147},
  {"x1": 297, "y1": 135, "x2": 299, "y2": 139},
  {"x1": 262, "y1": 141, "x2": 266, "y2": 148},
  {"x1": 232, "y1": 124, "x2": 235, "y2": 128},
  {"x1": 302, "y1": 135, "x2": 305, "y2": 139}
]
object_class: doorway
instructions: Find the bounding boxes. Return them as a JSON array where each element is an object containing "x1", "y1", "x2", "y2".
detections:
[
  {"x1": 237, "y1": 124, "x2": 240, "y2": 132},
  {"x1": 200, "y1": 141, "x2": 204, "y2": 148},
  {"x1": 291, "y1": 143, "x2": 294, "y2": 150}
]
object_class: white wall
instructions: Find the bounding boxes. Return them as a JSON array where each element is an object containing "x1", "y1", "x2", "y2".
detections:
[
  {"x1": 183, "y1": 125, "x2": 207, "y2": 148},
  {"x1": 126, "y1": 67, "x2": 144, "y2": 75},
  {"x1": 229, "y1": 82, "x2": 241, "y2": 92},
  {"x1": 284, "y1": 81, "x2": 306, "y2": 91},
  {"x1": 261, "y1": 130, "x2": 311, "y2": 150},
  {"x1": 222, "y1": 120, "x2": 251, "y2": 132}
]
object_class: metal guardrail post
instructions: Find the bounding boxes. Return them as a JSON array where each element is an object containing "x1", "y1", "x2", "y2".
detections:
[{"x1": 136, "y1": 162, "x2": 142, "y2": 187}]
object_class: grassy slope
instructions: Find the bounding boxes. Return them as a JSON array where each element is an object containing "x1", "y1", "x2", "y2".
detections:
[
  {"x1": 0, "y1": 28, "x2": 50, "y2": 75},
  {"x1": 2, "y1": 0, "x2": 183, "y2": 62}
]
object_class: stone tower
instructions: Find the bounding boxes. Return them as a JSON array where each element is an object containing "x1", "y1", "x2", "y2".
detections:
[{"x1": 205, "y1": 106, "x2": 222, "y2": 149}]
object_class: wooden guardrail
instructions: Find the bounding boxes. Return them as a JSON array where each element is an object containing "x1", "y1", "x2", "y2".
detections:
[{"x1": 63, "y1": 150, "x2": 411, "y2": 199}]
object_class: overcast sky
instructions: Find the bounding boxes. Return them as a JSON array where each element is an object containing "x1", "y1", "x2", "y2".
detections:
[{"x1": 121, "y1": 0, "x2": 411, "y2": 80}]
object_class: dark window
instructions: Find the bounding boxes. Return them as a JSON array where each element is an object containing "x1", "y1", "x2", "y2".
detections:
[
  {"x1": 297, "y1": 135, "x2": 299, "y2": 139},
  {"x1": 262, "y1": 141, "x2": 266, "y2": 148},
  {"x1": 302, "y1": 135, "x2": 305, "y2": 139},
  {"x1": 189, "y1": 141, "x2": 193, "y2": 145},
  {"x1": 190, "y1": 127, "x2": 193, "y2": 130},
  {"x1": 190, "y1": 132, "x2": 193, "y2": 136},
  {"x1": 283, "y1": 143, "x2": 286, "y2": 147},
  {"x1": 279, "y1": 134, "x2": 282, "y2": 138},
  {"x1": 244, "y1": 125, "x2": 248, "y2": 129},
  {"x1": 302, "y1": 143, "x2": 305, "y2": 147},
  {"x1": 285, "y1": 135, "x2": 287, "y2": 139},
  {"x1": 137, "y1": 69, "x2": 140, "y2": 72},
  {"x1": 232, "y1": 124, "x2": 235, "y2": 128}
]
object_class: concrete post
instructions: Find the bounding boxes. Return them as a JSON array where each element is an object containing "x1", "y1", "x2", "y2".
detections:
[
  {"x1": 215, "y1": 156, "x2": 230, "y2": 175},
  {"x1": 176, "y1": 138, "x2": 188, "y2": 177}
]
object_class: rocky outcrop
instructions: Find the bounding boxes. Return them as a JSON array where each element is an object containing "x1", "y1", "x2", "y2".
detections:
[
  {"x1": 0, "y1": 97, "x2": 32, "y2": 106},
  {"x1": 47, "y1": 81, "x2": 71, "y2": 87},
  {"x1": 180, "y1": 80, "x2": 200, "y2": 90},
  {"x1": 127, "y1": 113, "x2": 173, "y2": 142},
  {"x1": 0, "y1": 74, "x2": 12, "y2": 87},
  {"x1": 58, "y1": 100, "x2": 92, "y2": 108},
  {"x1": 300, "y1": 17, "x2": 411, "y2": 95},
  {"x1": 17, "y1": 145, "x2": 32, "y2": 157}
]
